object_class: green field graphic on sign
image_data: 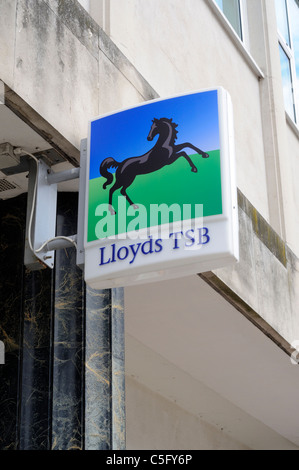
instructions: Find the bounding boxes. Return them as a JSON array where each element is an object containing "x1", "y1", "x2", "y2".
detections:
[{"x1": 88, "y1": 149, "x2": 222, "y2": 241}]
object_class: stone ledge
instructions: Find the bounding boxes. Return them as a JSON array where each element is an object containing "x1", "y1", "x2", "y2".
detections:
[
  {"x1": 199, "y1": 271, "x2": 293, "y2": 358},
  {"x1": 200, "y1": 189, "x2": 299, "y2": 359},
  {"x1": 4, "y1": 84, "x2": 80, "y2": 166},
  {"x1": 237, "y1": 189, "x2": 287, "y2": 267}
]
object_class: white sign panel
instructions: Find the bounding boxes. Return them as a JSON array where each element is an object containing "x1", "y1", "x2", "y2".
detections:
[{"x1": 84, "y1": 88, "x2": 239, "y2": 288}]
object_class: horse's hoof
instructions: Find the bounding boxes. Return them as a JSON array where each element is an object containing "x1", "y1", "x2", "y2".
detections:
[
  {"x1": 191, "y1": 167, "x2": 197, "y2": 173},
  {"x1": 132, "y1": 204, "x2": 139, "y2": 210},
  {"x1": 109, "y1": 206, "x2": 116, "y2": 215},
  {"x1": 203, "y1": 153, "x2": 209, "y2": 158}
]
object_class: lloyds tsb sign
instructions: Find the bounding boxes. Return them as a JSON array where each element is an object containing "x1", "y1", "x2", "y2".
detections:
[{"x1": 83, "y1": 88, "x2": 239, "y2": 289}]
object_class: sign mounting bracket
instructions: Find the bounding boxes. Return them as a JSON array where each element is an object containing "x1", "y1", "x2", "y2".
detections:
[{"x1": 23, "y1": 145, "x2": 86, "y2": 271}]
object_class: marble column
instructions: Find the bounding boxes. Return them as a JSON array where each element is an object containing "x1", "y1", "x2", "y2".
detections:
[
  {"x1": 51, "y1": 193, "x2": 85, "y2": 450},
  {"x1": 85, "y1": 286, "x2": 125, "y2": 450}
]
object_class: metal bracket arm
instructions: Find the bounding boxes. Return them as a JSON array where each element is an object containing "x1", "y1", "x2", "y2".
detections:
[
  {"x1": 47, "y1": 167, "x2": 80, "y2": 185},
  {"x1": 40, "y1": 235, "x2": 78, "y2": 253},
  {"x1": 24, "y1": 161, "x2": 81, "y2": 270}
]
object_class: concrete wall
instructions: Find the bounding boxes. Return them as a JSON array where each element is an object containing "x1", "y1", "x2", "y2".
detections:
[
  {"x1": 126, "y1": 377, "x2": 249, "y2": 450},
  {"x1": 1, "y1": 0, "x2": 299, "y2": 450},
  {"x1": 92, "y1": 0, "x2": 299, "y2": 261},
  {"x1": 0, "y1": 0, "x2": 157, "y2": 155},
  {"x1": 212, "y1": 190, "x2": 299, "y2": 347},
  {"x1": 83, "y1": 0, "x2": 299, "y2": 348},
  {"x1": 2, "y1": 0, "x2": 297, "y2": 256},
  {"x1": 105, "y1": 0, "x2": 269, "y2": 225}
]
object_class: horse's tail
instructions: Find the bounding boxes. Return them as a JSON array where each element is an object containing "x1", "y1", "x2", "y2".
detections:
[{"x1": 100, "y1": 157, "x2": 119, "y2": 189}]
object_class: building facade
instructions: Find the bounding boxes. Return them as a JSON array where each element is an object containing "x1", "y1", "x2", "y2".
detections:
[{"x1": 0, "y1": 0, "x2": 299, "y2": 450}]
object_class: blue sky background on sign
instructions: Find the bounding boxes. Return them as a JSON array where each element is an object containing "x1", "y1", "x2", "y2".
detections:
[
  {"x1": 87, "y1": 90, "x2": 222, "y2": 241},
  {"x1": 89, "y1": 90, "x2": 220, "y2": 180}
]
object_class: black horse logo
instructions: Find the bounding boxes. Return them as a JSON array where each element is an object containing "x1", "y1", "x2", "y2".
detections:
[{"x1": 100, "y1": 117, "x2": 209, "y2": 215}]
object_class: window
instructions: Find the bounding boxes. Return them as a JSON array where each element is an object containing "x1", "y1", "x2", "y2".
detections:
[
  {"x1": 78, "y1": 0, "x2": 90, "y2": 12},
  {"x1": 275, "y1": 0, "x2": 299, "y2": 124},
  {"x1": 215, "y1": 0, "x2": 243, "y2": 40}
]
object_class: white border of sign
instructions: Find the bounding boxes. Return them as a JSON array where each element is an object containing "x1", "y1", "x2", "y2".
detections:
[{"x1": 83, "y1": 87, "x2": 239, "y2": 289}]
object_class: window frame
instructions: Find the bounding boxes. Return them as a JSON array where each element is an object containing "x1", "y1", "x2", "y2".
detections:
[
  {"x1": 276, "y1": 0, "x2": 299, "y2": 125},
  {"x1": 208, "y1": 0, "x2": 263, "y2": 79},
  {"x1": 213, "y1": 0, "x2": 249, "y2": 47},
  {"x1": 239, "y1": 0, "x2": 250, "y2": 47}
]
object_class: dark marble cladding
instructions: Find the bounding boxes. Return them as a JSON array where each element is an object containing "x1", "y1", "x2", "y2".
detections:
[
  {"x1": 0, "y1": 193, "x2": 125, "y2": 450},
  {"x1": 19, "y1": 267, "x2": 53, "y2": 450},
  {"x1": 111, "y1": 287, "x2": 125, "y2": 450},
  {"x1": 0, "y1": 195, "x2": 26, "y2": 450},
  {"x1": 85, "y1": 287, "x2": 112, "y2": 450}
]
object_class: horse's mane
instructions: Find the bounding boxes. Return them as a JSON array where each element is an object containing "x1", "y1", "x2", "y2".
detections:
[{"x1": 153, "y1": 117, "x2": 178, "y2": 144}]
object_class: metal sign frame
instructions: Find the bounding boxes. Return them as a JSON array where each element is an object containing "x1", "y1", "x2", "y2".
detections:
[{"x1": 84, "y1": 88, "x2": 239, "y2": 288}]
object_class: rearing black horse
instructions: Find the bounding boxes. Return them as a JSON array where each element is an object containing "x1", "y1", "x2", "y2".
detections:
[{"x1": 100, "y1": 117, "x2": 209, "y2": 215}]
